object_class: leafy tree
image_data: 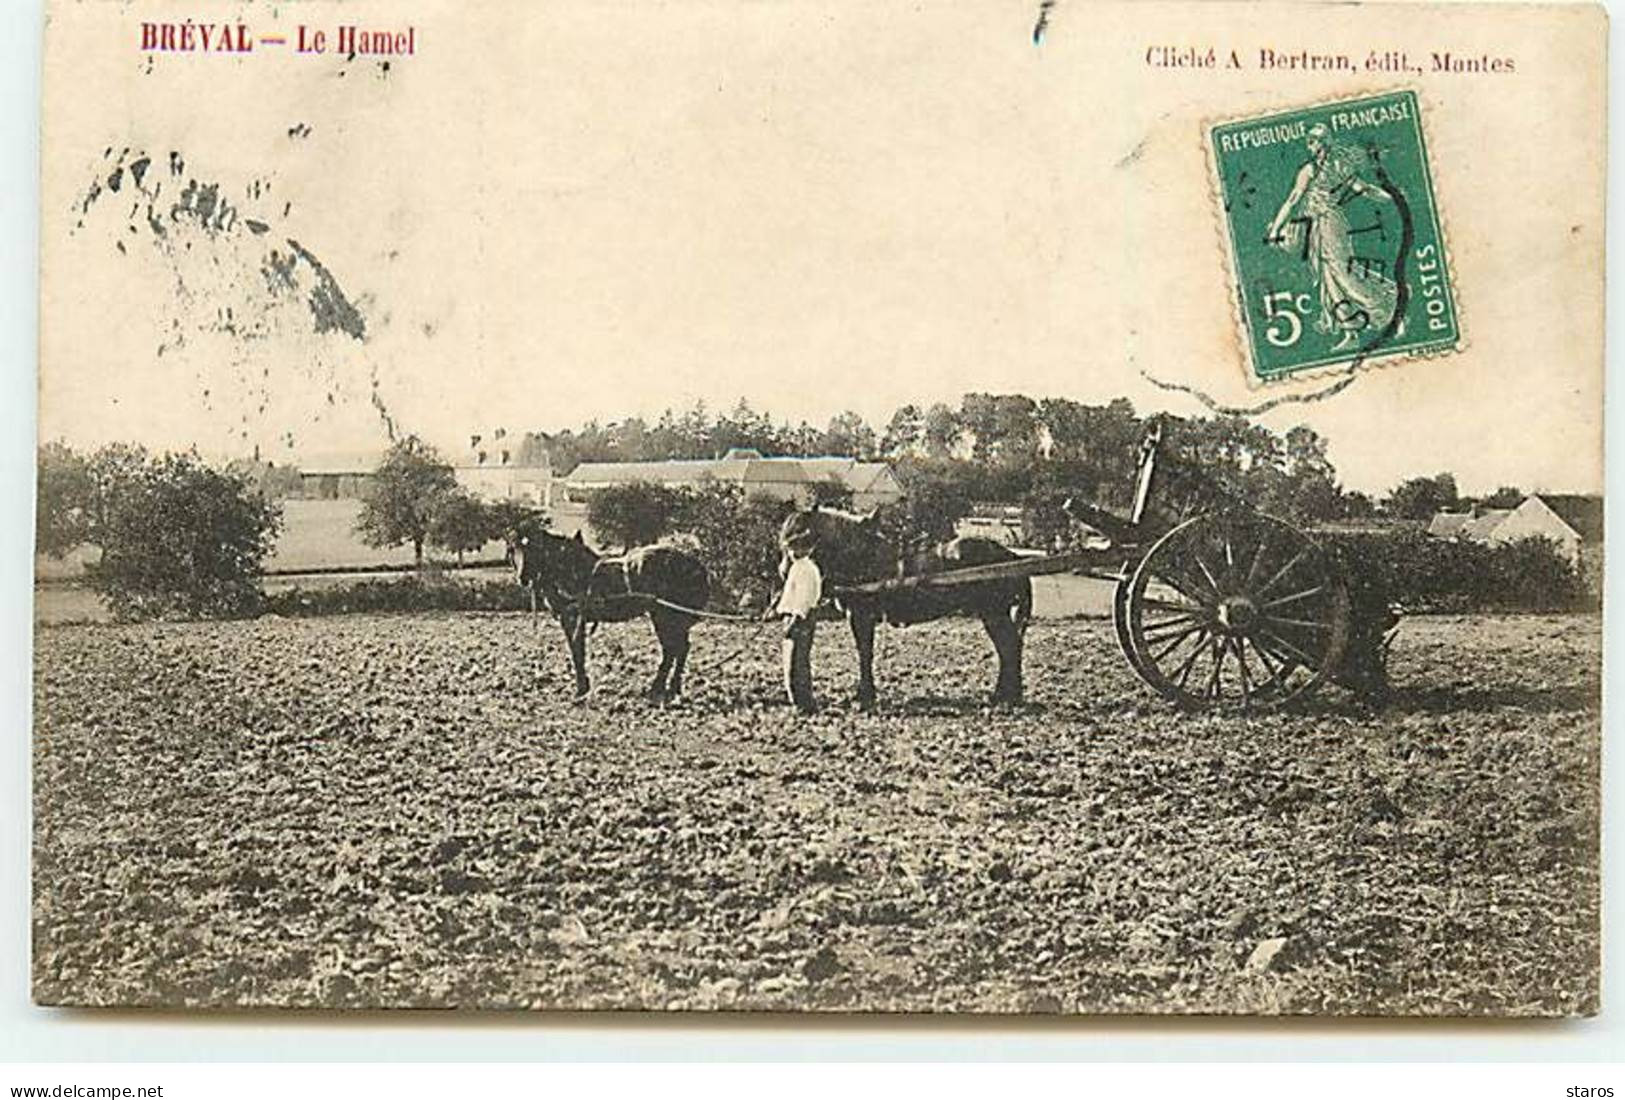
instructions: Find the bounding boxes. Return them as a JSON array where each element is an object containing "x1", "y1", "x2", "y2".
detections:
[
  {"x1": 1384, "y1": 472, "x2": 1460, "y2": 520},
  {"x1": 1339, "y1": 490, "x2": 1377, "y2": 519},
  {"x1": 880, "y1": 404, "x2": 925, "y2": 457},
  {"x1": 820, "y1": 410, "x2": 877, "y2": 458},
  {"x1": 356, "y1": 435, "x2": 458, "y2": 567},
  {"x1": 1482, "y1": 485, "x2": 1525, "y2": 509},
  {"x1": 35, "y1": 440, "x2": 95, "y2": 558},
  {"x1": 990, "y1": 394, "x2": 1040, "y2": 464},
  {"x1": 883, "y1": 460, "x2": 974, "y2": 546},
  {"x1": 427, "y1": 489, "x2": 493, "y2": 566},
  {"x1": 1283, "y1": 473, "x2": 1344, "y2": 522},
  {"x1": 922, "y1": 403, "x2": 963, "y2": 459},
  {"x1": 1020, "y1": 489, "x2": 1074, "y2": 552},
  {"x1": 487, "y1": 498, "x2": 551, "y2": 543},
  {"x1": 586, "y1": 481, "x2": 686, "y2": 550},
  {"x1": 516, "y1": 430, "x2": 554, "y2": 468},
  {"x1": 36, "y1": 441, "x2": 160, "y2": 560},
  {"x1": 781, "y1": 421, "x2": 824, "y2": 457},
  {"x1": 1281, "y1": 425, "x2": 1329, "y2": 475},
  {"x1": 806, "y1": 477, "x2": 855, "y2": 510},
  {"x1": 670, "y1": 484, "x2": 794, "y2": 610},
  {"x1": 84, "y1": 450, "x2": 282, "y2": 621}
]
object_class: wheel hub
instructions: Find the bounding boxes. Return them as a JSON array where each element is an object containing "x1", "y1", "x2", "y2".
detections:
[{"x1": 1215, "y1": 595, "x2": 1258, "y2": 634}]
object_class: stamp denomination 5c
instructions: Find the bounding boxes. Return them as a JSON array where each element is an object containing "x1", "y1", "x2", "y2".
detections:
[{"x1": 1209, "y1": 90, "x2": 1461, "y2": 383}]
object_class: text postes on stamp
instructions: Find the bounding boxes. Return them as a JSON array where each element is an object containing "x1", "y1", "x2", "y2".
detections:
[{"x1": 1210, "y1": 90, "x2": 1460, "y2": 383}]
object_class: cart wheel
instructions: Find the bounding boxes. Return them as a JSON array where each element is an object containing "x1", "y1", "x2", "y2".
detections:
[
  {"x1": 1113, "y1": 573, "x2": 1157, "y2": 685},
  {"x1": 1125, "y1": 512, "x2": 1349, "y2": 711}
]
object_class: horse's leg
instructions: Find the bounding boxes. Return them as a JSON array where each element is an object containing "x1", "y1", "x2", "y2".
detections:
[
  {"x1": 1009, "y1": 582, "x2": 1030, "y2": 702},
  {"x1": 851, "y1": 608, "x2": 878, "y2": 708},
  {"x1": 560, "y1": 611, "x2": 590, "y2": 699},
  {"x1": 648, "y1": 612, "x2": 677, "y2": 698},
  {"x1": 984, "y1": 609, "x2": 1024, "y2": 705},
  {"x1": 667, "y1": 618, "x2": 694, "y2": 699}
]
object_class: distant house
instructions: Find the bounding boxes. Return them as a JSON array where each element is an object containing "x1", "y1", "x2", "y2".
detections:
[
  {"x1": 1425, "y1": 511, "x2": 1472, "y2": 539},
  {"x1": 562, "y1": 449, "x2": 905, "y2": 510},
  {"x1": 1428, "y1": 494, "x2": 1603, "y2": 569},
  {"x1": 1461, "y1": 508, "x2": 1514, "y2": 542},
  {"x1": 291, "y1": 438, "x2": 557, "y2": 504},
  {"x1": 1493, "y1": 494, "x2": 1603, "y2": 569},
  {"x1": 1427, "y1": 507, "x2": 1513, "y2": 544},
  {"x1": 296, "y1": 454, "x2": 377, "y2": 500},
  {"x1": 453, "y1": 439, "x2": 555, "y2": 505}
]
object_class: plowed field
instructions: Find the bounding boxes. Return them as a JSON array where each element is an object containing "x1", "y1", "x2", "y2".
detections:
[{"x1": 32, "y1": 613, "x2": 1600, "y2": 1014}]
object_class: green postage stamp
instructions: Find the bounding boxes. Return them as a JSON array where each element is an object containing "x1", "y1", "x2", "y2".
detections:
[{"x1": 1209, "y1": 90, "x2": 1461, "y2": 383}]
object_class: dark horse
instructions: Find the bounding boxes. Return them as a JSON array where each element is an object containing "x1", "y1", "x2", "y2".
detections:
[
  {"x1": 778, "y1": 507, "x2": 1032, "y2": 706},
  {"x1": 507, "y1": 528, "x2": 712, "y2": 700}
]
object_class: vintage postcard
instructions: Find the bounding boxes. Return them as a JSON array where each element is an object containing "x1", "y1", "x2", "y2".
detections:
[{"x1": 34, "y1": 0, "x2": 1603, "y2": 1014}]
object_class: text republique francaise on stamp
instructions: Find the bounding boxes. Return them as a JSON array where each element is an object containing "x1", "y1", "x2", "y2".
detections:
[{"x1": 1209, "y1": 90, "x2": 1461, "y2": 383}]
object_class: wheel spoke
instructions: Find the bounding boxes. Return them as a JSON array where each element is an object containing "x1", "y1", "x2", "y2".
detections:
[
  {"x1": 1153, "y1": 569, "x2": 1210, "y2": 607},
  {"x1": 1205, "y1": 637, "x2": 1224, "y2": 698},
  {"x1": 1257, "y1": 547, "x2": 1308, "y2": 599},
  {"x1": 1144, "y1": 611, "x2": 1202, "y2": 636},
  {"x1": 1157, "y1": 620, "x2": 1209, "y2": 656},
  {"x1": 1149, "y1": 622, "x2": 1205, "y2": 661},
  {"x1": 1254, "y1": 625, "x2": 1321, "y2": 668},
  {"x1": 1142, "y1": 594, "x2": 1203, "y2": 614},
  {"x1": 1172, "y1": 631, "x2": 1209, "y2": 689},
  {"x1": 1262, "y1": 585, "x2": 1325, "y2": 611},
  {"x1": 1228, "y1": 633, "x2": 1254, "y2": 705},
  {"x1": 1265, "y1": 614, "x2": 1331, "y2": 632},
  {"x1": 1192, "y1": 551, "x2": 1221, "y2": 595},
  {"x1": 1247, "y1": 636, "x2": 1286, "y2": 681},
  {"x1": 1243, "y1": 531, "x2": 1270, "y2": 589}
]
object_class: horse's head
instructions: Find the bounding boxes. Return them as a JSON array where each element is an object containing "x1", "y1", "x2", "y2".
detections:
[
  {"x1": 507, "y1": 527, "x2": 595, "y2": 597},
  {"x1": 779, "y1": 504, "x2": 887, "y2": 581}
]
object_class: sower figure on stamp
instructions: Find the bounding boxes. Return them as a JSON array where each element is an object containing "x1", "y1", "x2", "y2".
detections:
[
  {"x1": 1265, "y1": 123, "x2": 1398, "y2": 351},
  {"x1": 774, "y1": 527, "x2": 823, "y2": 714}
]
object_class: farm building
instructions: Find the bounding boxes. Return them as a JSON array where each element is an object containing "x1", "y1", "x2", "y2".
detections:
[
  {"x1": 561, "y1": 448, "x2": 905, "y2": 510},
  {"x1": 1428, "y1": 494, "x2": 1603, "y2": 569},
  {"x1": 291, "y1": 443, "x2": 556, "y2": 504},
  {"x1": 296, "y1": 455, "x2": 376, "y2": 500}
]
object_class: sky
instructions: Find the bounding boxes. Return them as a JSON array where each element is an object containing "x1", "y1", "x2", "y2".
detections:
[{"x1": 37, "y1": 1, "x2": 1606, "y2": 496}]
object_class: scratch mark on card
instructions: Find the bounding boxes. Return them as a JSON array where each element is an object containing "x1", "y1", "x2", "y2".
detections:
[
  {"x1": 1115, "y1": 137, "x2": 1147, "y2": 170},
  {"x1": 70, "y1": 145, "x2": 397, "y2": 446},
  {"x1": 1032, "y1": 0, "x2": 1057, "y2": 44}
]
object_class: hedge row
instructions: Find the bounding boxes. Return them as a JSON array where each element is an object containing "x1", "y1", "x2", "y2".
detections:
[
  {"x1": 263, "y1": 576, "x2": 531, "y2": 617},
  {"x1": 1319, "y1": 530, "x2": 1593, "y2": 614}
]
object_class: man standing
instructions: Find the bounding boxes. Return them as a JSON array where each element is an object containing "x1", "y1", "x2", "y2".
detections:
[{"x1": 775, "y1": 530, "x2": 823, "y2": 714}]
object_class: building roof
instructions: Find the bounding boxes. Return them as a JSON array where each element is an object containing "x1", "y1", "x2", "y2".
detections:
[
  {"x1": 1461, "y1": 509, "x2": 1513, "y2": 540},
  {"x1": 290, "y1": 450, "x2": 381, "y2": 477},
  {"x1": 1427, "y1": 512, "x2": 1472, "y2": 538},
  {"x1": 565, "y1": 454, "x2": 901, "y2": 495},
  {"x1": 565, "y1": 458, "x2": 804, "y2": 486},
  {"x1": 453, "y1": 463, "x2": 552, "y2": 475},
  {"x1": 1533, "y1": 494, "x2": 1604, "y2": 542}
]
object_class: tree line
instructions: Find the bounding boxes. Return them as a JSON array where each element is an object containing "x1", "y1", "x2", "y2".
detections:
[
  {"x1": 34, "y1": 394, "x2": 1537, "y2": 622},
  {"x1": 35, "y1": 437, "x2": 542, "y2": 621},
  {"x1": 520, "y1": 395, "x2": 1527, "y2": 526}
]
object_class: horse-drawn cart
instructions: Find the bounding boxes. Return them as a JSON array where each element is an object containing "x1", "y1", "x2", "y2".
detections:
[{"x1": 834, "y1": 423, "x2": 1395, "y2": 711}]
